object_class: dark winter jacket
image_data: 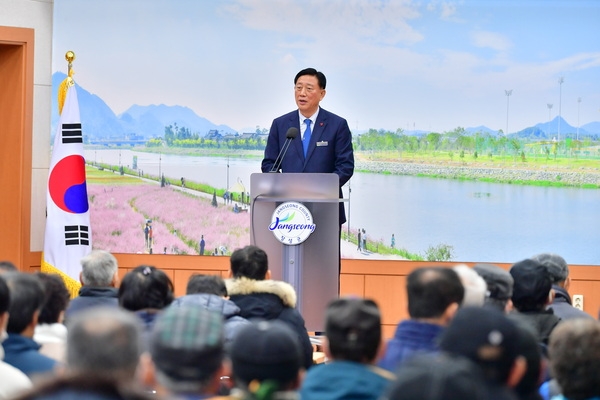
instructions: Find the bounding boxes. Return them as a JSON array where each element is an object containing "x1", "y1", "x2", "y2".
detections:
[
  {"x1": 548, "y1": 285, "x2": 593, "y2": 321},
  {"x1": 225, "y1": 278, "x2": 313, "y2": 369},
  {"x1": 65, "y1": 287, "x2": 119, "y2": 322},
  {"x1": 378, "y1": 319, "x2": 444, "y2": 371}
]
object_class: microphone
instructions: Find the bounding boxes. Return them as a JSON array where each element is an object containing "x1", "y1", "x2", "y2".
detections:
[{"x1": 270, "y1": 127, "x2": 299, "y2": 172}]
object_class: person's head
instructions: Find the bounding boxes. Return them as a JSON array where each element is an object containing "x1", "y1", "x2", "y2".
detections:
[
  {"x1": 439, "y1": 306, "x2": 526, "y2": 387},
  {"x1": 324, "y1": 297, "x2": 382, "y2": 364},
  {"x1": 36, "y1": 272, "x2": 70, "y2": 325},
  {"x1": 118, "y1": 265, "x2": 174, "y2": 312},
  {"x1": 294, "y1": 67, "x2": 326, "y2": 118},
  {"x1": 4, "y1": 272, "x2": 45, "y2": 335},
  {"x1": 453, "y1": 265, "x2": 487, "y2": 307},
  {"x1": 66, "y1": 307, "x2": 143, "y2": 382},
  {"x1": 510, "y1": 259, "x2": 552, "y2": 312},
  {"x1": 186, "y1": 274, "x2": 227, "y2": 296},
  {"x1": 531, "y1": 253, "x2": 569, "y2": 288},
  {"x1": 231, "y1": 320, "x2": 303, "y2": 392},
  {"x1": 230, "y1": 245, "x2": 269, "y2": 281},
  {"x1": 549, "y1": 319, "x2": 600, "y2": 400},
  {"x1": 473, "y1": 263, "x2": 514, "y2": 312},
  {"x1": 79, "y1": 250, "x2": 119, "y2": 287},
  {"x1": 0, "y1": 261, "x2": 18, "y2": 273},
  {"x1": 381, "y1": 352, "x2": 488, "y2": 400},
  {"x1": 407, "y1": 267, "x2": 464, "y2": 324},
  {"x1": 150, "y1": 305, "x2": 226, "y2": 395}
]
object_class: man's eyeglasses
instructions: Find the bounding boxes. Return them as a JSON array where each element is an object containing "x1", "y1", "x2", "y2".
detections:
[{"x1": 295, "y1": 85, "x2": 319, "y2": 94}]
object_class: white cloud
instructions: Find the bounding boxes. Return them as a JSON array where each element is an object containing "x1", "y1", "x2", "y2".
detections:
[
  {"x1": 222, "y1": 0, "x2": 424, "y2": 46},
  {"x1": 471, "y1": 30, "x2": 512, "y2": 52}
]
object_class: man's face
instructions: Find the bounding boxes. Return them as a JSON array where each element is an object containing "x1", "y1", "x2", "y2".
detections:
[{"x1": 295, "y1": 74, "x2": 326, "y2": 117}]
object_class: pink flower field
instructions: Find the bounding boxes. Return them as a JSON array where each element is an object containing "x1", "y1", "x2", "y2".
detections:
[{"x1": 88, "y1": 184, "x2": 250, "y2": 255}]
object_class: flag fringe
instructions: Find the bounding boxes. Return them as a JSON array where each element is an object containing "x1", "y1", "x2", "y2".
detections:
[
  {"x1": 41, "y1": 255, "x2": 81, "y2": 299},
  {"x1": 57, "y1": 78, "x2": 69, "y2": 116}
]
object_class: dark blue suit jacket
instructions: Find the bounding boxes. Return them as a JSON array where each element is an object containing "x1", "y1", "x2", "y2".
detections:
[{"x1": 261, "y1": 108, "x2": 354, "y2": 224}]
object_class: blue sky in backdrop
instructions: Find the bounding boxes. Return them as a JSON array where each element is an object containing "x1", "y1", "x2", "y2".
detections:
[{"x1": 53, "y1": 0, "x2": 600, "y2": 134}]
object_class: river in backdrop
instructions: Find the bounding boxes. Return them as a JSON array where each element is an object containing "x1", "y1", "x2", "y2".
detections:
[{"x1": 87, "y1": 149, "x2": 600, "y2": 265}]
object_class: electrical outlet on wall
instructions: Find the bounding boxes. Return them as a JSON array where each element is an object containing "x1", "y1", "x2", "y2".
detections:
[{"x1": 573, "y1": 294, "x2": 584, "y2": 310}]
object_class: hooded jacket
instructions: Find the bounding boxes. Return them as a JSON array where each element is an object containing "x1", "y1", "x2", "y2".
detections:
[{"x1": 226, "y1": 278, "x2": 313, "y2": 369}]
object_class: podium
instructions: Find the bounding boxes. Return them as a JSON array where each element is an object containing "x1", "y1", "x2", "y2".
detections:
[{"x1": 250, "y1": 173, "x2": 340, "y2": 331}]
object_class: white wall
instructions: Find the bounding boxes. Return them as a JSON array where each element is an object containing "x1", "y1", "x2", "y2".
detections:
[{"x1": 0, "y1": 0, "x2": 54, "y2": 251}]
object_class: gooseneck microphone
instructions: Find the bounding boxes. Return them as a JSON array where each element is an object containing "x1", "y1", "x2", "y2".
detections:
[{"x1": 270, "y1": 127, "x2": 299, "y2": 172}]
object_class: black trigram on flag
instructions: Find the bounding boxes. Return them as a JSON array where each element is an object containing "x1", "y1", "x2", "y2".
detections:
[
  {"x1": 61, "y1": 123, "x2": 83, "y2": 144},
  {"x1": 64, "y1": 225, "x2": 89, "y2": 246}
]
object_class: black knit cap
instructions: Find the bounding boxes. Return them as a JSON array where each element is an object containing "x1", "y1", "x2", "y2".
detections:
[
  {"x1": 439, "y1": 306, "x2": 520, "y2": 384},
  {"x1": 231, "y1": 320, "x2": 302, "y2": 385}
]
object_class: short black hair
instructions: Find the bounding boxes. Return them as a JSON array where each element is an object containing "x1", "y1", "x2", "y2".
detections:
[
  {"x1": 5, "y1": 272, "x2": 46, "y2": 333},
  {"x1": 36, "y1": 272, "x2": 71, "y2": 324},
  {"x1": 325, "y1": 297, "x2": 381, "y2": 363},
  {"x1": 118, "y1": 265, "x2": 174, "y2": 311},
  {"x1": 230, "y1": 246, "x2": 269, "y2": 281},
  {"x1": 294, "y1": 68, "x2": 326, "y2": 89},
  {"x1": 0, "y1": 261, "x2": 17, "y2": 272},
  {"x1": 0, "y1": 276, "x2": 9, "y2": 314},
  {"x1": 407, "y1": 267, "x2": 464, "y2": 319},
  {"x1": 186, "y1": 274, "x2": 227, "y2": 296}
]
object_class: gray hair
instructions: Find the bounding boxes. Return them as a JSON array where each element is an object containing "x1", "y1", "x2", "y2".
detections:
[
  {"x1": 80, "y1": 250, "x2": 118, "y2": 286},
  {"x1": 531, "y1": 253, "x2": 569, "y2": 283},
  {"x1": 453, "y1": 265, "x2": 487, "y2": 307},
  {"x1": 66, "y1": 307, "x2": 142, "y2": 381}
]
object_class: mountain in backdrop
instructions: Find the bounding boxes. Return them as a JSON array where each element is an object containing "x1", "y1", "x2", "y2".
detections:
[
  {"x1": 51, "y1": 72, "x2": 236, "y2": 140},
  {"x1": 52, "y1": 72, "x2": 598, "y2": 141}
]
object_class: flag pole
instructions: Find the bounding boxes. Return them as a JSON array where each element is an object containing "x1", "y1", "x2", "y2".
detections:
[{"x1": 42, "y1": 50, "x2": 91, "y2": 298}]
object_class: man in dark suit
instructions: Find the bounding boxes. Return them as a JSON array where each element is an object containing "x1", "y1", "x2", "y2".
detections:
[{"x1": 261, "y1": 67, "x2": 354, "y2": 225}]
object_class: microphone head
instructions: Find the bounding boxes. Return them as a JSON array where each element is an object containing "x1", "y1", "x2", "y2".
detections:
[{"x1": 286, "y1": 127, "x2": 299, "y2": 139}]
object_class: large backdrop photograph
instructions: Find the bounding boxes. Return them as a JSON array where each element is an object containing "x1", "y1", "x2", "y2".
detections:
[{"x1": 52, "y1": 0, "x2": 600, "y2": 264}]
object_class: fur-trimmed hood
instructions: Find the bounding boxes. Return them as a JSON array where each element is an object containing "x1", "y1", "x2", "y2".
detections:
[{"x1": 225, "y1": 277, "x2": 297, "y2": 308}]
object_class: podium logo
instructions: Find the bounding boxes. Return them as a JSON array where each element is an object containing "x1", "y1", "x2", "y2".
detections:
[{"x1": 269, "y1": 201, "x2": 316, "y2": 245}]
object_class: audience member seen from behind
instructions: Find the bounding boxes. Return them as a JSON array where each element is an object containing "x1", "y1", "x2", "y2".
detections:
[
  {"x1": 145, "y1": 305, "x2": 228, "y2": 398},
  {"x1": 0, "y1": 275, "x2": 32, "y2": 399},
  {"x1": 440, "y1": 306, "x2": 527, "y2": 400},
  {"x1": 118, "y1": 265, "x2": 174, "y2": 349},
  {"x1": 33, "y1": 273, "x2": 70, "y2": 363},
  {"x1": 2, "y1": 272, "x2": 57, "y2": 379},
  {"x1": 300, "y1": 297, "x2": 395, "y2": 400},
  {"x1": 230, "y1": 320, "x2": 303, "y2": 400},
  {"x1": 381, "y1": 352, "x2": 488, "y2": 400},
  {"x1": 473, "y1": 263, "x2": 514, "y2": 312},
  {"x1": 65, "y1": 250, "x2": 120, "y2": 321},
  {"x1": 548, "y1": 319, "x2": 600, "y2": 400},
  {"x1": 453, "y1": 264, "x2": 487, "y2": 306},
  {"x1": 378, "y1": 266, "x2": 464, "y2": 371},
  {"x1": 0, "y1": 261, "x2": 18, "y2": 273},
  {"x1": 508, "y1": 259, "x2": 561, "y2": 345},
  {"x1": 171, "y1": 274, "x2": 249, "y2": 346},
  {"x1": 225, "y1": 245, "x2": 313, "y2": 370},
  {"x1": 65, "y1": 307, "x2": 143, "y2": 382},
  {"x1": 531, "y1": 253, "x2": 593, "y2": 321},
  {"x1": 16, "y1": 307, "x2": 152, "y2": 400}
]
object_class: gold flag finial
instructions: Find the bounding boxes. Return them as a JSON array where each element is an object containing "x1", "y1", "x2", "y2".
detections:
[{"x1": 58, "y1": 51, "x2": 76, "y2": 115}]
